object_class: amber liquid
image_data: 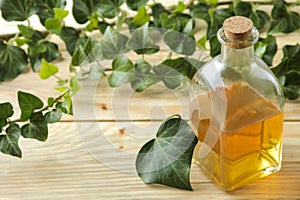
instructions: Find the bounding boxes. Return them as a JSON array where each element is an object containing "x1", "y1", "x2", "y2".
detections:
[{"x1": 191, "y1": 82, "x2": 283, "y2": 190}]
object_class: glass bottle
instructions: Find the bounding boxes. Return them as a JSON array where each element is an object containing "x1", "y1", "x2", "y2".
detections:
[{"x1": 189, "y1": 16, "x2": 284, "y2": 191}]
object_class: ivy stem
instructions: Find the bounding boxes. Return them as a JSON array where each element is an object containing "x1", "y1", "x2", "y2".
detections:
[
  {"x1": 27, "y1": 19, "x2": 31, "y2": 27},
  {"x1": 7, "y1": 90, "x2": 70, "y2": 124}
]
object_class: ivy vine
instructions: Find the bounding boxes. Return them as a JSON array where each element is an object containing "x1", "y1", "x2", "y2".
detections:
[{"x1": 0, "y1": 0, "x2": 299, "y2": 160}]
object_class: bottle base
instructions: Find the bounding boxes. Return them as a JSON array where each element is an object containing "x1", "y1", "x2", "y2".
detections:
[{"x1": 193, "y1": 149, "x2": 282, "y2": 191}]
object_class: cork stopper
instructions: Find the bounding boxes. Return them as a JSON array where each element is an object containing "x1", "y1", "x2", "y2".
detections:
[{"x1": 223, "y1": 16, "x2": 253, "y2": 41}]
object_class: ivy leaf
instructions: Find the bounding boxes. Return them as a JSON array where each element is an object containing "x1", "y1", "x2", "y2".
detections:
[
  {"x1": 101, "y1": 27, "x2": 129, "y2": 60},
  {"x1": 271, "y1": 44, "x2": 300, "y2": 99},
  {"x1": 163, "y1": 19, "x2": 196, "y2": 56},
  {"x1": 0, "y1": 123, "x2": 22, "y2": 158},
  {"x1": 0, "y1": 102, "x2": 14, "y2": 130},
  {"x1": 160, "y1": 13, "x2": 194, "y2": 32},
  {"x1": 136, "y1": 116, "x2": 198, "y2": 191},
  {"x1": 18, "y1": 25, "x2": 34, "y2": 38},
  {"x1": 21, "y1": 112, "x2": 48, "y2": 142},
  {"x1": 18, "y1": 91, "x2": 44, "y2": 121},
  {"x1": 15, "y1": 38, "x2": 32, "y2": 47},
  {"x1": 28, "y1": 41, "x2": 60, "y2": 71},
  {"x1": 207, "y1": 8, "x2": 234, "y2": 39},
  {"x1": 161, "y1": 57, "x2": 201, "y2": 80},
  {"x1": 98, "y1": 21, "x2": 110, "y2": 34},
  {"x1": 0, "y1": 103, "x2": 14, "y2": 119},
  {"x1": 39, "y1": 59, "x2": 59, "y2": 79},
  {"x1": 131, "y1": 6, "x2": 150, "y2": 26},
  {"x1": 0, "y1": 41, "x2": 28, "y2": 81},
  {"x1": 150, "y1": 3, "x2": 170, "y2": 26},
  {"x1": 254, "y1": 35, "x2": 277, "y2": 66},
  {"x1": 71, "y1": 46, "x2": 88, "y2": 66},
  {"x1": 126, "y1": 0, "x2": 149, "y2": 10},
  {"x1": 59, "y1": 27, "x2": 80, "y2": 55},
  {"x1": 209, "y1": 34, "x2": 221, "y2": 58},
  {"x1": 190, "y1": 3, "x2": 210, "y2": 24},
  {"x1": 48, "y1": 97, "x2": 55, "y2": 107},
  {"x1": 234, "y1": 1, "x2": 252, "y2": 16},
  {"x1": 197, "y1": 35, "x2": 207, "y2": 50},
  {"x1": 44, "y1": 109, "x2": 62, "y2": 123},
  {"x1": 249, "y1": 10, "x2": 270, "y2": 31},
  {"x1": 97, "y1": 0, "x2": 124, "y2": 18},
  {"x1": 126, "y1": 23, "x2": 159, "y2": 55},
  {"x1": 70, "y1": 77, "x2": 80, "y2": 95},
  {"x1": 131, "y1": 59, "x2": 159, "y2": 92},
  {"x1": 153, "y1": 64, "x2": 184, "y2": 89},
  {"x1": 72, "y1": 0, "x2": 93, "y2": 24},
  {"x1": 269, "y1": 0, "x2": 300, "y2": 34},
  {"x1": 0, "y1": 0, "x2": 37, "y2": 21},
  {"x1": 277, "y1": 44, "x2": 300, "y2": 72},
  {"x1": 88, "y1": 64, "x2": 105, "y2": 80},
  {"x1": 173, "y1": 1, "x2": 187, "y2": 13},
  {"x1": 56, "y1": 100, "x2": 73, "y2": 115},
  {"x1": 45, "y1": 18, "x2": 62, "y2": 34},
  {"x1": 36, "y1": 0, "x2": 67, "y2": 25},
  {"x1": 234, "y1": 1, "x2": 270, "y2": 31},
  {"x1": 108, "y1": 55, "x2": 135, "y2": 87},
  {"x1": 83, "y1": 37, "x2": 103, "y2": 62},
  {"x1": 54, "y1": 8, "x2": 68, "y2": 19}
]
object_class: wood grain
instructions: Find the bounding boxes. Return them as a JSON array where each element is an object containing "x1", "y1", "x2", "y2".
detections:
[
  {"x1": 0, "y1": 122, "x2": 299, "y2": 199},
  {"x1": 0, "y1": 1, "x2": 300, "y2": 199}
]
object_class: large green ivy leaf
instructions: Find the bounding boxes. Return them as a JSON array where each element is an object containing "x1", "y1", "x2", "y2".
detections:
[
  {"x1": 126, "y1": 23, "x2": 159, "y2": 55},
  {"x1": 126, "y1": 0, "x2": 149, "y2": 10},
  {"x1": 100, "y1": 27, "x2": 129, "y2": 60},
  {"x1": 163, "y1": 19, "x2": 196, "y2": 56},
  {"x1": 161, "y1": 57, "x2": 203, "y2": 80},
  {"x1": 0, "y1": 123, "x2": 22, "y2": 158},
  {"x1": 0, "y1": 41, "x2": 28, "y2": 81},
  {"x1": 18, "y1": 91, "x2": 44, "y2": 121},
  {"x1": 59, "y1": 27, "x2": 80, "y2": 55},
  {"x1": 108, "y1": 55, "x2": 135, "y2": 87},
  {"x1": 269, "y1": 0, "x2": 300, "y2": 34},
  {"x1": 153, "y1": 64, "x2": 184, "y2": 89},
  {"x1": 0, "y1": 0, "x2": 37, "y2": 21},
  {"x1": 21, "y1": 112, "x2": 48, "y2": 142},
  {"x1": 28, "y1": 41, "x2": 60, "y2": 71},
  {"x1": 36, "y1": 0, "x2": 67, "y2": 25},
  {"x1": 136, "y1": 116, "x2": 198, "y2": 191},
  {"x1": 131, "y1": 59, "x2": 159, "y2": 92}
]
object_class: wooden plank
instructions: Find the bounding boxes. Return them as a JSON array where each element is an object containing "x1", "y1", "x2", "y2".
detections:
[
  {"x1": 89, "y1": 77, "x2": 300, "y2": 121},
  {"x1": 1, "y1": 69, "x2": 299, "y2": 122},
  {"x1": 0, "y1": 121, "x2": 299, "y2": 199}
]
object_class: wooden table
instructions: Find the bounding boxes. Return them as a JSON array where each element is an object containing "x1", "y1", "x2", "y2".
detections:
[{"x1": 1, "y1": 10, "x2": 300, "y2": 200}]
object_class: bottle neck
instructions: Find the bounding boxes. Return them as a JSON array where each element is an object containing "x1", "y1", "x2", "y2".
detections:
[{"x1": 220, "y1": 45, "x2": 255, "y2": 67}]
